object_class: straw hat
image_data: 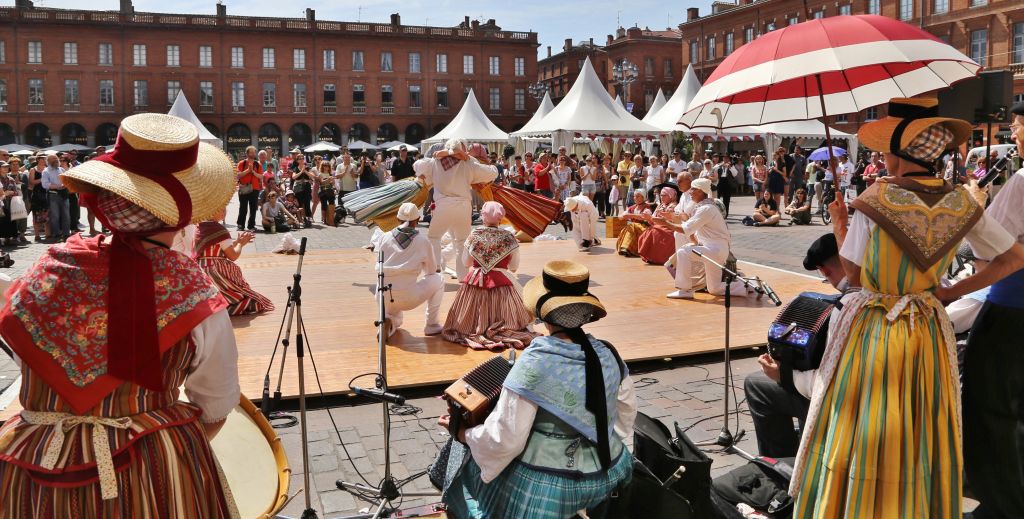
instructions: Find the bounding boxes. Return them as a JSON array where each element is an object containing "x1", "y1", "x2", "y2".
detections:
[
  {"x1": 523, "y1": 260, "x2": 606, "y2": 329},
  {"x1": 62, "y1": 113, "x2": 235, "y2": 226},
  {"x1": 396, "y1": 202, "x2": 422, "y2": 222},
  {"x1": 858, "y1": 97, "x2": 972, "y2": 155}
]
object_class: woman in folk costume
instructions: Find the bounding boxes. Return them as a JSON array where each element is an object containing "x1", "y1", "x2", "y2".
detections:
[
  {"x1": 790, "y1": 98, "x2": 1024, "y2": 518},
  {"x1": 0, "y1": 113, "x2": 242, "y2": 518},
  {"x1": 615, "y1": 189, "x2": 651, "y2": 256},
  {"x1": 440, "y1": 260, "x2": 636, "y2": 519},
  {"x1": 636, "y1": 184, "x2": 681, "y2": 265},
  {"x1": 194, "y1": 207, "x2": 275, "y2": 316},
  {"x1": 442, "y1": 201, "x2": 537, "y2": 351}
]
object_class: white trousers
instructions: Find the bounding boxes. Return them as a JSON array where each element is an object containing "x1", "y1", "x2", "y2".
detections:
[
  {"x1": 428, "y1": 198, "x2": 472, "y2": 280},
  {"x1": 674, "y1": 242, "x2": 747, "y2": 296},
  {"x1": 384, "y1": 273, "x2": 444, "y2": 328}
]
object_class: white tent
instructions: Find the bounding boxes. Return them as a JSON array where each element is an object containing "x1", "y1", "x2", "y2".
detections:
[
  {"x1": 168, "y1": 91, "x2": 222, "y2": 148},
  {"x1": 648, "y1": 64, "x2": 703, "y2": 132},
  {"x1": 685, "y1": 120, "x2": 859, "y2": 162},
  {"x1": 641, "y1": 89, "x2": 668, "y2": 123},
  {"x1": 512, "y1": 57, "x2": 668, "y2": 151},
  {"x1": 421, "y1": 89, "x2": 509, "y2": 152},
  {"x1": 513, "y1": 92, "x2": 556, "y2": 155}
]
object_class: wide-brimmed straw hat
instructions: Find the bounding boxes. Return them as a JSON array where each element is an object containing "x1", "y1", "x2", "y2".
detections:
[
  {"x1": 858, "y1": 98, "x2": 972, "y2": 155},
  {"x1": 62, "y1": 113, "x2": 235, "y2": 226},
  {"x1": 523, "y1": 260, "x2": 606, "y2": 329}
]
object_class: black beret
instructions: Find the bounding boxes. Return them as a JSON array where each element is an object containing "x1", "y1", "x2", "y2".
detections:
[
  {"x1": 1011, "y1": 102, "x2": 1024, "y2": 117},
  {"x1": 803, "y1": 233, "x2": 839, "y2": 271}
]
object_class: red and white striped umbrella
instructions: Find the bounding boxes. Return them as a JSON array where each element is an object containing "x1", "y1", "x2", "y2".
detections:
[{"x1": 680, "y1": 15, "x2": 980, "y2": 130}]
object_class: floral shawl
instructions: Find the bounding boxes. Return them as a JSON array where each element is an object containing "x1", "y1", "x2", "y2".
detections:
[{"x1": 467, "y1": 226, "x2": 518, "y2": 273}]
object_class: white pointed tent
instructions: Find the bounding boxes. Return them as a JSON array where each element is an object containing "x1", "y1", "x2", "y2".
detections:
[
  {"x1": 421, "y1": 89, "x2": 509, "y2": 152},
  {"x1": 642, "y1": 89, "x2": 668, "y2": 123},
  {"x1": 168, "y1": 91, "x2": 222, "y2": 148},
  {"x1": 513, "y1": 92, "x2": 557, "y2": 155},
  {"x1": 686, "y1": 120, "x2": 858, "y2": 162},
  {"x1": 648, "y1": 64, "x2": 702, "y2": 132}
]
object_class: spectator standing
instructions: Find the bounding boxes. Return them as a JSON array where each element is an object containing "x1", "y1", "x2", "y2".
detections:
[
  {"x1": 317, "y1": 162, "x2": 337, "y2": 226},
  {"x1": 666, "y1": 149, "x2": 687, "y2": 184},
  {"x1": 645, "y1": 155, "x2": 666, "y2": 200},
  {"x1": 751, "y1": 154, "x2": 768, "y2": 202},
  {"x1": 716, "y1": 156, "x2": 739, "y2": 217},
  {"x1": 335, "y1": 151, "x2": 358, "y2": 222},
  {"x1": 789, "y1": 147, "x2": 807, "y2": 203},
  {"x1": 236, "y1": 146, "x2": 263, "y2": 231},
  {"x1": 863, "y1": 152, "x2": 886, "y2": 187},
  {"x1": 41, "y1": 154, "x2": 70, "y2": 241},
  {"x1": 579, "y1": 155, "x2": 598, "y2": 204},
  {"x1": 508, "y1": 156, "x2": 527, "y2": 190},
  {"x1": 533, "y1": 153, "x2": 554, "y2": 198},
  {"x1": 768, "y1": 148, "x2": 789, "y2": 209},
  {"x1": 358, "y1": 156, "x2": 380, "y2": 190},
  {"x1": 553, "y1": 155, "x2": 573, "y2": 200},
  {"x1": 390, "y1": 146, "x2": 416, "y2": 181},
  {"x1": 258, "y1": 150, "x2": 276, "y2": 187},
  {"x1": 24, "y1": 158, "x2": 48, "y2": 241},
  {"x1": 290, "y1": 155, "x2": 315, "y2": 227},
  {"x1": 699, "y1": 159, "x2": 719, "y2": 198}
]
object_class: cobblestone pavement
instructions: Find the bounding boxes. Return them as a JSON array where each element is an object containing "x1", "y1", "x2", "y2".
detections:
[{"x1": 0, "y1": 194, "x2": 834, "y2": 517}]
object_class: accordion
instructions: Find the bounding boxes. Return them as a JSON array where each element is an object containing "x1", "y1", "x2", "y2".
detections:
[
  {"x1": 443, "y1": 354, "x2": 514, "y2": 435},
  {"x1": 767, "y1": 292, "x2": 841, "y2": 394}
]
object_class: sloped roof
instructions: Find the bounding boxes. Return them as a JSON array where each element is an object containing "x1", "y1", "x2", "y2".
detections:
[
  {"x1": 648, "y1": 64, "x2": 703, "y2": 132},
  {"x1": 642, "y1": 89, "x2": 668, "y2": 123},
  {"x1": 516, "y1": 91, "x2": 555, "y2": 135},
  {"x1": 422, "y1": 89, "x2": 509, "y2": 144}
]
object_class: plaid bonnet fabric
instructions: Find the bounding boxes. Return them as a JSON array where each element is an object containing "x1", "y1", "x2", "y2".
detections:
[
  {"x1": 903, "y1": 124, "x2": 954, "y2": 163},
  {"x1": 96, "y1": 190, "x2": 166, "y2": 233}
]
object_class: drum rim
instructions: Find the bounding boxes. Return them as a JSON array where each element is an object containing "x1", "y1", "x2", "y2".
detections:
[{"x1": 237, "y1": 395, "x2": 292, "y2": 519}]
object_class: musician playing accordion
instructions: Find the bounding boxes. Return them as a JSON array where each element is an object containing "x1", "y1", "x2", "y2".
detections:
[{"x1": 438, "y1": 260, "x2": 637, "y2": 519}]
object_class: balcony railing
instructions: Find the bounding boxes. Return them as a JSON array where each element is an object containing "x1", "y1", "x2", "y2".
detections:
[
  {"x1": 353, "y1": 105, "x2": 367, "y2": 114},
  {"x1": 322, "y1": 105, "x2": 337, "y2": 113},
  {"x1": 409, "y1": 106, "x2": 422, "y2": 114},
  {"x1": 0, "y1": 104, "x2": 7, "y2": 113},
  {"x1": 294, "y1": 106, "x2": 308, "y2": 114},
  {"x1": 381, "y1": 105, "x2": 395, "y2": 114},
  {"x1": 199, "y1": 104, "x2": 215, "y2": 113},
  {"x1": 231, "y1": 105, "x2": 245, "y2": 113},
  {"x1": 63, "y1": 103, "x2": 81, "y2": 112},
  {"x1": 133, "y1": 104, "x2": 148, "y2": 113},
  {"x1": 1011, "y1": 63, "x2": 1024, "y2": 77},
  {"x1": 27, "y1": 103, "x2": 44, "y2": 112},
  {"x1": 99, "y1": 104, "x2": 115, "y2": 113},
  {"x1": 436, "y1": 106, "x2": 449, "y2": 114},
  {"x1": 263, "y1": 105, "x2": 277, "y2": 113}
]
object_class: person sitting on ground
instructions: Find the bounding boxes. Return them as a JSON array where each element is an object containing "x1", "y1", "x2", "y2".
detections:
[
  {"x1": 282, "y1": 190, "x2": 304, "y2": 223},
  {"x1": 564, "y1": 194, "x2": 600, "y2": 251},
  {"x1": 636, "y1": 184, "x2": 681, "y2": 265},
  {"x1": 751, "y1": 190, "x2": 781, "y2": 226},
  {"x1": 373, "y1": 202, "x2": 444, "y2": 337},
  {"x1": 195, "y1": 207, "x2": 275, "y2": 316},
  {"x1": 785, "y1": 188, "x2": 813, "y2": 225},
  {"x1": 615, "y1": 190, "x2": 651, "y2": 256},
  {"x1": 260, "y1": 191, "x2": 300, "y2": 233},
  {"x1": 442, "y1": 201, "x2": 538, "y2": 351},
  {"x1": 438, "y1": 260, "x2": 635, "y2": 519}
]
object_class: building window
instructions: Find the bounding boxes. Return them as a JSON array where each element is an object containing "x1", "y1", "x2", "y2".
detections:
[
  {"x1": 864, "y1": 106, "x2": 879, "y2": 120},
  {"x1": 63, "y1": 42, "x2": 78, "y2": 65},
  {"x1": 514, "y1": 57, "x2": 525, "y2": 76},
  {"x1": 200, "y1": 81, "x2": 214, "y2": 106},
  {"x1": 0, "y1": 81, "x2": 6, "y2": 109},
  {"x1": 725, "y1": 33, "x2": 734, "y2": 55},
  {"x1": 64, "y1": 79, "x2": 79, "y2": 106},
  {"x1": 463, "y1": 55, "x2": 474, "y2": 74},
  {"x1": 970, "y1": 0, "x2": 986, "y2": 6},
  {"x1": 293, "y1": 49, "x2": 305, "y2": 70},
  {"x1": 835, "y1": 114, "x2": 848, "y2": 123},
  {"x1": 812, "y1": 9, "x2": 825, "y2": 19},
  {"x1": 98, "y1": 43, "x2": 113, "y2": 66},
  {"x1": 489, "y1": 56, "x2": 500, "y2": 75},
  {"x1": 352, "y1": 50, "x2": 364, "y2": 71},
  {"x1": 689, "y1": 41, "x2": 698, "y2": 63},
  {"x1": 1014, "y1": 23, "x2": 1024, "y2": 64},
  {"x1": 437, "y1": 53, "x2": 448, "y2": 73},
  {"x1": 409, "y1": 85, "x2": 422, "y2": 108},
  {"x1": 162, "y1": 45, "x2": 179, "y2": 68},
  {"x1": 27, "y1": 41, "x2": 41, "y2": 64},
  {"x1": 899, "y1": 0, "x2": 912, "y2": 20},
  {"x1": 970, "y1": 29, "x2": 987, "y2": 67},
  {"x1": 99, "y1": 79, "x2": 114, "y2": 106},
  {"x1": 293, "y1": 83, "x2": 307, "y2": 109},
  {"x1": 933, "y1": 0, "x2": 948, "y2": 13},
  {"x1": 644, "y1": 56, "x2": 655, "y2": 76},
  {"x1": 463, "y1": 87, "x2": 472, "y2": 101},
  {"x1": 489, "y1": 88, "x2": 500, "y2": 111},
  {"x1": 766, "y1": 22, "x2": 776, "y2": 32},
  {"x1": 323, "y1": 49, "x2": 335, "y2": 71},
  {"x1": 199, "y1": 45, "x2": 212, "y2": 68},
  {"x1": 262, "y1": 48, "x2": 275, "y2": 69},
  {"x1": 867, "y1": 0, "x2": 880, "y2": 14},
  {"x1": 231, "y1": 82, "x2": 245, "y2": 108},
  {"x1": 745, "y1": 27, "x2": 755, "y2": 43},
  {"x1": 133, "y1": 44, "x2": 147, "y2": 66},
  {"x1": 706, "y1": 37, "x2": 716, "y2": 61},
  {"x1": 27, "y1": 79, "x2": 43, "y2": 105},
  {"x1": 165, "y1": 80, "x2": 180, "y2": 105},
  {"x1": 0, "y1": 41, "x2": 5, "y2": 64},
  {"x1": 514, "y1": 88, "x2": 525, "y2": 111},
  {"x1": 323, "y1": 84, "x2": 336, "y2": 107},
  {"x1": 788, "y1": 16, "x2": 799, "y2": 26},
  {"x1": 133, "y1": 80, "x2": 147, "y2": 107},
  {"x1": 839, "y1": 5, "x2": 851, "y2": 15},
  {"x1": 664, "y1": 58, "x2": 674, "y2": 77},
  {"x1": 381, "y1": 84, "x2": 393, "y2": 105},
  {"x1": 352, "y1": 84, "x2": 365, "y2": 106},
  {"x1": 409, "y1": 52, "x2": 421, "y2": 73},
  {"x1": 231, "y1": 47, "x2": 244, "y2": 68},
  {"x1": 263, "y1": 83, "x2": 276, "y2": 108},
  {"x1": 381, "y1": 51, "x2": 393, "y2": 72},
  {"x1": 436, "y1": 85, "x2": 449, "y2": 108}
]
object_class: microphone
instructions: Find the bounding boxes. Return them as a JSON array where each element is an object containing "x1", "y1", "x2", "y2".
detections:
[
  {"x1": 351, "y1": 386, "x2": 406, "y2": 405},
  {"x1": 260, "y1": 374, "x2": 271, "y2": 416},
  {"x1": 760, "y1": 281, "x2": 782, "y2": 307},
  {"x1": 298, "y1": 236, "x2": 308, "y2": 255}
]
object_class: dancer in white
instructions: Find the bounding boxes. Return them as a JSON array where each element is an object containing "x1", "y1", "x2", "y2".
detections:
[
  {"x1": 373, "y1": 203, "x2": 445, "y2": 336},
  {"x1": 564, "y1": 194, "x2": 601, "y2": 251},
  {"x1": 415, "y1": 139, "x2": 497, "y2": 281}
]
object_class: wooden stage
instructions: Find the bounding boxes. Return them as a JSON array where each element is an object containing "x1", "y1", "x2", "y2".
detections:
[{"x1": 234, "y1": 239, "x2": 825, "y2": 400}]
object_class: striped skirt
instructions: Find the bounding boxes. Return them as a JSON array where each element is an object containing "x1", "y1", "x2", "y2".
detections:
[
  {"x1": 615, "y1": 222, "x2": 647, "y2": 257},
  {"x1": 198, "y1": 257, "x2": 275, "y2": 316},
  {"x1": 455, "y1": 451, "x2": 632, "y2": 519},
  {"x1": 793, "y1": 302, "x2": 961, "y2": 518},
  {"x1": 442, "y1": 284, "x2": 537, "y2": 351}
]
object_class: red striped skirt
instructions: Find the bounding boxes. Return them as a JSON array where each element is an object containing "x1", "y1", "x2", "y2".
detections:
[
  {"x1": 197, "y1": 256, "x2": 275, "y2": 316},
  {"x1": 442, "y1": 284, "x2": 538, "y2": 351}
]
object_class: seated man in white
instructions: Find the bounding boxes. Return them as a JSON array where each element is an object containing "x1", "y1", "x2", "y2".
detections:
[
  {"x1": 564, "y1": 194, "x2": 601, "y2": 251},
  {"x1": 655, "y1": 178, "x2": 749, "y2": 299},
  {"x1": 373, "y1": 202, "x2": 445, "y2": 336}
]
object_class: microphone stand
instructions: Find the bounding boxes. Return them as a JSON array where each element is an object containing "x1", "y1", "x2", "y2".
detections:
[{"x1": 689, "y1": 249, "x2": 781, "y2": 449}]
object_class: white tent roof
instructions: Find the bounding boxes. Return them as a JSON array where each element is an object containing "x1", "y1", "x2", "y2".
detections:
[
  {"x1": 514, "y1": 58, "x2": 668, "y2": 137},
  {"x1": 641, "y1": 89, "x2": 668, "y2": 123},
  {"x1": 422, "y1": 89, "x2": 509, "y2": 144},
  {"x1": 168, "y1": 91, "x2": 221, "y2": 147},
  {"x1": 648, "y1": 64, "x2": 702, "y2": 132},
  {"x1": 516, "y1": 92, "x2": 555, "y2": 135},
  {"x1": 684, "y1": 119, "x2": 858, "y2": 161}
]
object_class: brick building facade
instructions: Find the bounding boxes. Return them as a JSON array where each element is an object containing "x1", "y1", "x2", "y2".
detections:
[
  {"x1": 537, "y1": 39, "x2": 606, "y2": 104},
  {"x1": 0, "y1": 1, "x2": 539, "y2": 157},
  {"x1": 679, "y1": 0, "x2": 1024, "y2": 137}
]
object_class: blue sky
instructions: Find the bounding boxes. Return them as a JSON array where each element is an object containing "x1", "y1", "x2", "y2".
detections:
[{"x1": 28, "y1": 0, "x2": 715, "y2": 57}]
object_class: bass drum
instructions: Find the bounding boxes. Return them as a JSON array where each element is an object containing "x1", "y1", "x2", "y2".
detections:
[{"x1": 210, "y1": 395, "x2": 291, "y2": 519}]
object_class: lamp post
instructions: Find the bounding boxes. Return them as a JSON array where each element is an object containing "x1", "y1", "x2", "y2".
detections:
[
  {"x1": 527, "y1": 82, "x2": 548, "y2": 102},
  {"x1": 612, "y1": 58, "x2": 639, "y2": 107}
]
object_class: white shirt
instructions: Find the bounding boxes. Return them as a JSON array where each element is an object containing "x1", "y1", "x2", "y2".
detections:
[
  {"x1": 568, "y1": 195, "x2": 599, "y2": 243},
  {"x1": 414, "y1": 157, "x2": 497, "y2": 203},
  {"x1": 373, "y1": 227, "x2": 437, "y2": 278},
  {"x1": 465, "y1": 375, "x2": 637, "y2": 483},
  {"x1": 666, "y1": 159, "x2": 688, "y2": 177},
  {"x1": 675, "y1": 192, "x2": 695, "y2": 218},
  {"x1": 681, "y1": 199, "x2": 731, "y2": 246},
  {"x1": 986, "y1": 169, "x2": 1024, "y2": 246},
  {"x1": 579, "y1": 166, "x2": 596, "y2": 186},
  {"x1": 836, "y1": 160, "x2": 853, "y2": 188}
]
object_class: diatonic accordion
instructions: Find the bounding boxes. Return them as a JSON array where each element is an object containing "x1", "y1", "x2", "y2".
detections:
[{"x1": 444, "y1": 355, "x2": 514, "y2": 433}]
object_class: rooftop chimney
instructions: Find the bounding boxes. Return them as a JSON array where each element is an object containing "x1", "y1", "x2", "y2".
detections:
[
  {"x1": 464, "y1": 15, "x2": 470, "y2": 27},
  {"x1": 589, "y1": 37, "x2": 594, "y2": 46},
  {"x1": 119, "y1": 0, "x2": 133, "y2": 14},
  {"x1": 15, "y1": 0, "x2": 34, "y2": 8},
  {"x1": 627, "y1": 26, "x2": 642, "y2": 37},
  {"x1": 564, "y1": 38, "x2": 573, "y2": 51},
  {"x1": 305, "y1": 8, "x2": 315, "y2": 21},
  {"x1": 687, "y1": 7, "x2": 700, "y2": 21},
  {"x1": 471, "y1": 19, "x2": 480, "y2": 29},
  {"x1": 390, "y1": 13, "x2": 400, "y2": 25},
  {"x1": 547, "y1": 46, "x2": 552, "y2": 58},
  {"x1": 215, "y1": 2, "x2": 226, "y2": 17},
  {"x1": 607, "y1": 34, "x2": 614, "y2": 45}
]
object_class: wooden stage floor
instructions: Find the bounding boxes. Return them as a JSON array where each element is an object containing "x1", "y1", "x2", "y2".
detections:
[{"x1": 235, "y1": 239, "x2": 825, "y2": 400}]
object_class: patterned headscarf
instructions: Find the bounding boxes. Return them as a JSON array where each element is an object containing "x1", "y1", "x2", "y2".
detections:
[
  {"x1": 96, "y1": 190, "x2": 166, "y2": 233},
  {"x1": 902, "y1": 124, "x2": 954, "y2": 164}
]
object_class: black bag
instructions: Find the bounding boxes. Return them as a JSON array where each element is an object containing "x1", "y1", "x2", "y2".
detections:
[
  {"x1": 586, "y1": 459, "x2": 693, "y2": 519},
  {"x1": 712, "y1": 457, "x2": 795, "y2": 518},
  {"x1": 632, "y1": 413, "x2": 713, "y2": 518}
]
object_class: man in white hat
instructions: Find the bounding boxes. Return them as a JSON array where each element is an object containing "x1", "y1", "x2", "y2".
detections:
[
  {"x1": 564, "y1": 194, "x2": 600, "y2": 251},
  {"x1": 656, "y1": 178, "x2": 747, "y2": 299},
  {"x1": 415, "y1": 138, "x2": 497, "y2": 281},
  {"x1": 373, "y1": 202, "x2": 444, "y2": 336}
]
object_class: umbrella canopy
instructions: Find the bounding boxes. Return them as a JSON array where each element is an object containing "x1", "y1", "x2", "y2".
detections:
[
  {"x1": 346, "y1": 140, "x2": 379, "y2": 151},
  {"x1": 45, "y1": 143, "x2": 93, "y2": 153},
  {"x1": 377, "y1": 140, "x2": 406, "y2": 150},
  {"x1": 681, "y1": 15, "x2": 980, "y2": 129},
  {"x1": 808, "y1": 146, "x2": 848, "y2": 161},
  {"x1": 1, "y1": 144, "x2": 39, "y2": 153},
  {"x1": 10, "y1": 149, "x2": 36, "y2": 156},
  {"x1": 304, "y1": 141, "x2": 341, "y2": 153},
  {"x1": 387, "y1": 143, "x2": 418, "y2": 152}
]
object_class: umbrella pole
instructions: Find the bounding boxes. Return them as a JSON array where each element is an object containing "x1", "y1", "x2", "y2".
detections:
[{"x1": 815, "y1": 74, "x2": 846, "y2": 212}]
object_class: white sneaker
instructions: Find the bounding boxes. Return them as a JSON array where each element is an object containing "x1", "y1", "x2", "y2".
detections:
[
  {"x1": 666, "y1": 290, "x2": 695, "y2": 299},
  {"x1": 424, "y1": 324, "x2": 443, "y2": 336}
]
